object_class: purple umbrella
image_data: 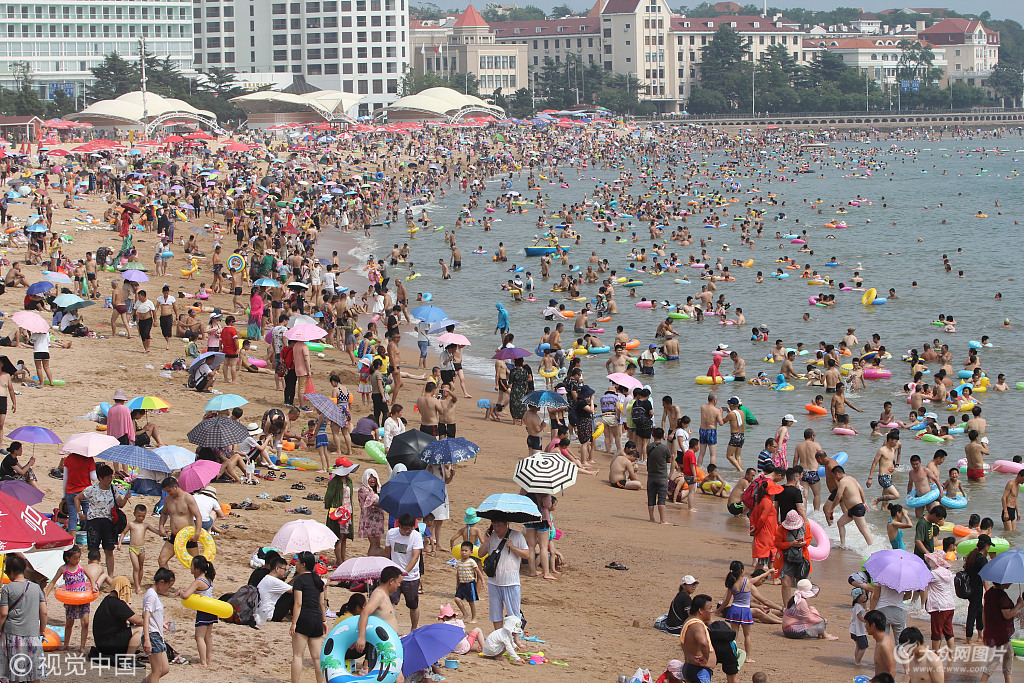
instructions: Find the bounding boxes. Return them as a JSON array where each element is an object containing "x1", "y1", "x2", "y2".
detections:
[
  {"x1": 7, "y1": 425, "x2": 62, "y2": 458},
  {"x1": 491, "y1": 347, "x2": 532, "y2": 361},
  {"x1": 863, "y1": 549, "x2": 932, "y2": 592},
  {"x1": 121, "y1": 269, "x2": 149, "y2": 283},
  {"x1": 0, "y1": 479, "x2": 44, "y2": 505}
]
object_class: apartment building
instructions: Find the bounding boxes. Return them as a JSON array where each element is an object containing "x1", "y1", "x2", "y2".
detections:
[
  {"x1": 919, "y1": 18, "x2": 999, "y2": 87},
  {"x1": 0, "y1": 0, "x2": 193, "y2": 101}
]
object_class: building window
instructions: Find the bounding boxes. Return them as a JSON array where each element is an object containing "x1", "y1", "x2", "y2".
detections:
[
  {"x1": 326, "y1": 63, "x2": 339, "y2": 73},
  {"x1": 272, "y1": 3, "x2": 286, "y2": 14},
  {"x1": 307, "y1": 18, "x2": 320, "y2": 28},
  {"x1": 273, "y1": 49, "x2": 287, "y2": 60},
  {"x1": 358, "y1": 63, "x2": 367, "y2": 72},
  {"x1": 290, "y1": 2, "x2": 300, "y2": 12},
  {"x1": 292, "y1": 33, "x2": 302, "y2": 44},
  {"x1": 273, "y1": 34, "x2": 286, "y2": 44},
  {"x1": 308, "y1": 48, "x2": 321, "y2": 59},
  {"x1": 357, "y1": 80, "x2": 368, "y2": 93},
  {"x1": 308, "y1": 64, "x2": 322, "y2": 74},
  {"x1": 206, "y1": 6, "x2": 219, "y2": 17},
  {"x1": 325, "y1": 16, "x2": 337, "y2": 27},
  {"x1": 207, "y1": 37, "x2": 220, "y2": 48},
  {"x1": 326, "y1": 32, "x2": 338, "y2": 42},
  {"x1": 325, "y1": 47, "x2": 338, "y2": 58},
  {"x1": 292, "y1": 49, "x2": 301, "y2": 59},
  {"x1": 308, "y1": 33, "x2": 320, "y2": 43},
  {"x1": 207, "y1": 22, "x2": 220, "y2": 32},
  {"x1": 343, "y1": 63, "x2": 353, "y2": 73},
  {"x1": 208, "y1": 53, "x2": 221, "y2": 63}
]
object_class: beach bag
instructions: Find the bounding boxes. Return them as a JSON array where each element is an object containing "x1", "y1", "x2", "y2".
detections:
[
  {"x1": 954, "y1": 569, "x2": 973, "y2": 600},
  {"x1": 628, "y1": 667, "x2": 652, "y2": 683},
  {"x1": 221, "y1": 584, "x2": 257, "y2": 626},
  {"x1": 482, "y1": 533, "x2": 508, "y2": 578}
]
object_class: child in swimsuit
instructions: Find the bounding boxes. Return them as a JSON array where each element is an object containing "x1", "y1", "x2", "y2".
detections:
[{"x1": 124, "y1": 503, "x2": 161, "y2": 593}]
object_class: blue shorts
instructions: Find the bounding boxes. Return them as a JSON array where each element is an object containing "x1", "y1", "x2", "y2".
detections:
[
  {"x1": 699, "y1": 428, "x2": 718, "y2": 445},
  {"x1": 148, "y1": 631, "x2": 167, "y2": 655},
  {"x1": 455, "y1": 581, "x2": 478, "y2": 602},
  {"x1": 417, "y1": 340, "x2": 428, "y2": 358}
]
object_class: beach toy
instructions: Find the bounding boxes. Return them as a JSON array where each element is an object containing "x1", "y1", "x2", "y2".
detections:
[
  {"x1": 952, "y1": 525, "x2": 977, "y2": 537},
  {"x1": 699, "y1": 480, "x2": 732, "y2": 494},
  {"x1": 589, "y1": 346, "x2": 610, "y2": 354},
  {"x1": 248, "y1": 357, "x2": 267, "y2": 368},
  {"x1": 957, "y1": 537, "x2": 1010, "y2": 556},
  {"x1": 695, "y1": 375, "x2": 734, "y2": 385},
  {"x1": 1014, "y1": 640, "x2": 1024, "y2": 657},
  {"x1": 863, "y1": 368, "x2": 891, "y2": 380},
  {"x1": 624, "y1": 339, "x2": 640, "y2": 350},
  {"x1": 182, "y1": 594, "x2": 234, "y2": 619},
  {"x1": 227, "y1": 254, "x2": 246, "y2": 272},
  {"x1": 668, "y1": 312, "x2": 689, "y2": 320},
  {"x1": 939, "y1": 493, "x2": 967, "y2": 509},
  {"x1": 816, "y1": 451, "x2": 849, "y2": 478},
  {"x1": 450, "y1": 544, "x2": 486, "y2": 563},
  {"x1": 539, "y1": 367, "x2": 559, "y2": 378},
  {"x1": 364, "y1": 440, "x2": 387, "y2": 465},
  {"x1": 321, "y1": 615, "x2": 403, "y2": 683},
  {"x1": 905, "y1": 483, "x2": 940, "y2": 509},
  {"x1": 919, "y1": 434, "x2": 944, "y2": 443},
  {"x1": 805, "y1": 404, "x2": 827, "y2": 415},
  {"x1": 806, "y1": 519, "x2": 830, "y2": 561},
  {"x1": 42, "y1": 626, "x2": 63, "y2": 651},
  {"x1": 174, "y1": 526, "x2": 216, "y2": 567},
  {"x1": 31, "y1": 377, "x2": 65, "y2": 386},
  {"x1": 55, "y1": 587, "x2": 99, "y2": 606},
  {"x1": 306, "y1": 342, "x2": 326, "y2": 353},
  {"x1": 991, "y1": 460, "x2": 1024, "y2": 475},
  {"x1": 832, "y1": 428, "x2": 856, "y2": 436},
  {"x1": 593, "y1": 422, "x2": 605, "y2": 440},
  {"x1": 288, "y1": 457, "x2": 319, "y2": 470},
  {"x1": 860, "y1": 288, "x2": 877, "y2": 305}
]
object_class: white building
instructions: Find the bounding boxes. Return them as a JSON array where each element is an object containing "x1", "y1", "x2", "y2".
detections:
[
  {"x1": 194, "y1": 0, "x2": 410, "y2": 117},
  {"x1": 0, "y1": 0, "x2": 193, "y2": 102}
]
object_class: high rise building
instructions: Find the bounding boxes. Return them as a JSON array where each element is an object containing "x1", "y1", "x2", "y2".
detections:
[
  {"x1": 0, "y1": 0, "x2": 193, "y2": 103},
  {"x1": 194, "y1": 0, "x2": 410, "y2": 116}
]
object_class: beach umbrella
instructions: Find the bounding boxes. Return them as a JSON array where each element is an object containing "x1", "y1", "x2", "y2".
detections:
[
  {"x1": 7, "y1": 426, "x2": 61, "y2": 445},
  {"x1": 203, "y1": 394, "x2": 248, "y2": 412},
  {"x1": 53, "y1": 293, "x2": 85, "y2": 308},
  {"x1": 491, "y1": 347, "x2": 531, "y2": 361},
  {"x1": 25, "y1": 224, "x2": 48, "y2": 233},
  {"x1": 401, "y1": 624, "x2": 467, "y2": 677},
  {"x1": 284, "y1": 324, "x2": 327, "y2": 342},
  {"x1": 330, "y1": 556, "x2": 404, "y2": 582},
  {"x1": 152, "y1": 445, "x2": 196, "y2": 471},
  {"x1": 271, "y1": 519, "x2": 338, "y2": 554},
  {"x1": 419, "y1": 437, "x2": 479, "y2": 465},
  {"x1": 411, "y1": 305, "x2": 448, "y2": 323},
  {"x1": 863, "y1": 549, "x2": 932, "y2": 592},
  {"x1": 43, "y1": 272, "x2": 72, "y2": 285},
  {"x1": 187, "y1": 416, "x2": 249, "y2": 448},
  {"x1": 120, "y1": 269, "x2": 149, "y2": 283},
  {"x1": 127, "y1": 396, "x2": 171, "y2": 411},
  {"x1": 427, "y1": 319, "x2": 459, "y2": 334},
  {"x1": 63, "y1": 299, "x2": 95, "y2": 312},
  {"x1": 62, "y1": 432, "x2": 119, "y2": 458},
  {"x1": 26, "y1": 281, "x2": 53, "y2": 296},
  {"x1": 978, "y1": 549, "x2": 1024, "y2": 584},
  {"x1": 513, "y1": 452, "x2": 578, "y2": 494},
  {"x1": 177, "y1": 460, "x2": 221, "y2": 493},
  {"x1": 252, "y1": 278, "x2": 281, "y2": 288},
  {"x1": 476, "y1": 493, "x2": 541, "y2": 523},
  {"x1": 286, "y1": 281, "x2": 310, "y2": 291},
  {"x1": 385, "y1": 430, "x2": 433, "y2": 470},
  {"x1": 0, "y1": 491, "x2": 74, "y2": 552},
  {"x1": 189, "y1": 351, "x2": 225, "y2": 378},
  {"x1": 607, "y1": 372, "x2": 644, "y2": 390},
  {"x1": 96, "y1": 444, "x2": 173, "y2": 472},
  {"x1": 521, "y1": 390, "x2": 569, "y2": 409},
  {"x1": 436, "y1": 333, "x2": 470, "y2": 347},
  {"x1": 304, "y1": 393, "x2": 349, "y2": 427},
  {"x1": 0, "y1": 479, "x2": 44, "y2": 505},
  {"x1": 287, "y1": 314, "x2": 317, "y2": 328},
  {"x1": 378, "y1": 470, "x2": 446, "y2": 518}
]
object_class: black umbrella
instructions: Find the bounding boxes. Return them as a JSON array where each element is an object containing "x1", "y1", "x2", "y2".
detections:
[
  {"x1": 385, "y1": 430, "x2": 432, "y2": 470},
  {"x1": 187, "y1": 417, "x2": 250, "y2": 448}
]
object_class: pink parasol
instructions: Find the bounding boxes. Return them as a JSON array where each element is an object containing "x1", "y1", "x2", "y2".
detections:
[
  {"x1": 177, "y1": 460, "x2": 221, "y2": 493},
  {"x1": 11, "y1": 310, "x2": 49, "y2": 334},
  {"x1": 330, "y1": 556, "x2": 405, "y2": 581},
  {"x1": 436, "y1": 333, "x2": 470, "y2": 347},
  {"x1": 271, "y1": 520, "x2": 338, "y2": 554},
  {"x1": 61, "y1": 432, "x2": 120, "y2": 458},
  {"x1": 607, "y1": 372, "x2": 643, "y2": 390},
  {"x1": 284, "y1": 324, "x2": 327, "y2": 342}
]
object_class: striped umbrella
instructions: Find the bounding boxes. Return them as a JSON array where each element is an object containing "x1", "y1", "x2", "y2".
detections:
[
  {"x1": 512, "y1": 452, "x2": 578, "y2": 494},
  {"x1": 96, "y1": 445, "x2": 173, "y2": 473},
  {"x1": 304, "y1": 393, "x2": 349, "y2": 427}
]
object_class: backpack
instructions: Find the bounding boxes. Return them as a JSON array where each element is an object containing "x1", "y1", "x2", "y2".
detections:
[
  {"x1": 631, "y1": 401, "x2": 651, "y2": 429},
  {"x1": 954, "y1": 569, "x2": 973, "y2": 600},
  {"x1": 220, "y1": 584, "x2": 257, "y2": 626},
  {"x1": 742, "y1": 476, "x2": 767, "y2": 509}
]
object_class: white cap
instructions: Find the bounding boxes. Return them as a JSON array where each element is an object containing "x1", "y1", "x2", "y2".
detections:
[
  {"x1": 783, "y1": 414, "x2": 797, "y2": 423},
  {"x1": 680, "y1": 575, "x2": 699, "y2": 585}
]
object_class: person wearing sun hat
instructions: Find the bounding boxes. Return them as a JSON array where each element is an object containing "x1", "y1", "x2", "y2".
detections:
[
  {"x1": 106, "y1": 388, "x2": 134, "y2": 445},
  {"x1": 438, "y1": 603, "x2": 485, "y2": 656},
  {"x1": 448, "y1": 507, "x2": 483, "y2": 554},
  {"x1": 774, "y1": 509, "x2": 813, "y2": 605},
  {"x1": 325, "y1": 457, "x2": 358, "y2": 565}
]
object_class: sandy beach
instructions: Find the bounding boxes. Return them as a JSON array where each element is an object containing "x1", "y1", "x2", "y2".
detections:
[{"x1": 1, "y1": 125, "x2": 1015, "y2": 683}]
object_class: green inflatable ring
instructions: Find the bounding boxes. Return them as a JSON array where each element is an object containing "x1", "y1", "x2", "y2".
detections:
[
  {"x1": 957, "y1": 537, "x2": 1010, "y2": 556},
  {"x1": 364, "y1": 440, "x2": 387, "y2": 465}
]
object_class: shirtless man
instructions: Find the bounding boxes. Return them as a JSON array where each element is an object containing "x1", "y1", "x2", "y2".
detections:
[
  {"x1": 723, "y1": 397, "x2": 745, "y2": 472},
  {"x1": 660, "y1": 396, "x2": 682, "y2": 433},
  {"x1": 608, "y1": 447, "x2": 642, "y2": 490},
  {"x1": 965, "y1": 405, "x2": 986, "y2": 435},
  {"x1": 780, "y1": 351, "x2": 800, "y2": 380},
  {"x1": 727, "y1": 469, "x2": 755, "y2": 516},
  {"x1": 680, "y1": 596, "x2": 717, "y2": 683},
  {"x1": 729, "y1": 351, "x2": 746, "y2": 382},
  {"x1": 770, "y1": 339, "x2": 787, "y2": 363},
  {"x1": 110, "y1": 279, "x2": 131, "y2": 338},
  {"x1": 415, "y1": 381, "x2": 443, "y2": 438},
  {"x1": 830, "y1": 383, "x2": 862, "y2": 423},
  {"x1": 906, "y1": 455, "x2": 941, "y2": 518},
  {"x1": 438, "y1": 384, "x2": 458, "y2": 439},
  {"x1": 387, "y1": 332, "x2": 404, "y2": 404},
  {"x1": 663, "y1": 336, "x2": 680, "y2": 360},
  {"x1": 697, "y1": 394, "x2": 723, "y2": 467},
  {"x1": 867, "y1": 430, "x2": 902, "y2": 509},
  {"x1": 900, "y1": 627, "x2": 943, "y2": 683},
  {"x1": 156, "y1": 476, "x2": 203, "y2": 569},
  {"x1": 829, "y1": 466, "x2": 873, "y2": 547},
  {"x1": 604, "y1": 345, "x2": 631, "y2": 374},
  {"x1": 1001, "y1": 470, "x2": 1024, "y2": 531},
  {"x1": 842, "y1": 327, "x2": 858, "y2": 349},
  {"x1": 964, "y1": 429, "x2": 989, "y2": 482},
  {"x1": 354, "y1": 565, "x2": 404, "y2": 682},
  {"x1": 794, "y1": 429, "x2": 824, "y2": 510},
  {"x1": 865, "y1": 610, "x2": 896, "y2": 681},
  {"x1": 823, "y1": 358, "x2": 841, "y2": 394},
  {"x1": 814, "y1": 451, "x2": 842, "y2": 514},
  {"x1": 523, "y1": 404, "x2": 545, "y2": 456}
]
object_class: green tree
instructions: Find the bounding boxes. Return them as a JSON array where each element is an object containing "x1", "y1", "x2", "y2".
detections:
[
  {"x1": 686, "y1": 87, "x2": 729, "y2": 114},
  {"x1": 482, "y1": 5, "x2": 545, "y2": 21},
  {"x1": 895, "y1": 40, "x2": 938, "y2": 83},
  {"x1": 399, "y1": 65, "x2": 480, "y2": 98},
  {"x1": 88, "y1": 53, "x2": 141, "y2": 102},
  {"x1": 47, "y1": 90, "x2": 77, "y2": 118},
  {"x1": 593, "y1": 72, "x2": 643, "y2": 114},
  {"x1": 10, "y1": 61, "x2": 44, "y2": 117},
  {"x1": 987, "y1": 62, "x2": 1024, "y2": 107},
  {"x1": 506, "y1": 87, "x2": 535, "y2": 118},
  {"x1": 548, "y1": 3, "x2": 575, "y2": 18},
  {"x1": 699, "y1": 26, "x2": 749, "y2": 84},
  {"x1": 949, "y1": 80, "x2": 989, "y2": 108},
  {"x1": 806, "y1": 50, "x2": 849, "y2": 86}
]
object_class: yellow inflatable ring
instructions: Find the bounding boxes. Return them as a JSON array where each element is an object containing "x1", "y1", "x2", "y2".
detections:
[
  {"x1": 593, "y1": 422, "x2": 605, "y2": 439},
  {"x1": 174, "y1": 526, "x2": 216, "y2": 567},
  {"x1": 539, "y1": 368, "x2": 559, "y2": 378},
  {"x1": 700, "y1": 480, "x2": 733, "y2": 493},
  {"x1": 450, "y1": 544, "x2": 486, "y2": 562},
  {"x1": 181, "y1": 594, "x2": 234, "y2": 619},
  {"x1": 861, "y1": 288, "x2": 877, "y2": 305}
]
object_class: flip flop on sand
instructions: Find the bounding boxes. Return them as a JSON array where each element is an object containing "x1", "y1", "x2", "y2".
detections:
[{"x1": 605, "y1": 562, "x2": 628, "y2": 571}]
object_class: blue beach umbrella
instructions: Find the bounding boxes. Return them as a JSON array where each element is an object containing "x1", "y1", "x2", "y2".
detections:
[
  {"x1": 203, "y1": 394, "x2": 248, "y2": 412},
  {"x1": 420, "y1": 437, "x2": 479, "y2": 465},
  {"x1": 476, "y1": 493, "x2": 541, "y2": 523},
  {"x1": 400, "y1": 624, "x2": 467, "y2": 677},
  {"x1": 26, "y1": 281, "x2": 53, "y2": 296},
  {"x1": 522, "y1": 390, "x2": 569, "y2": 409},
  {"x1": 252, "y1": 278, "x2": 281, "y2": 287},
  {"x1": 979, "y1": 549, "x2": 1024, "y2": 584},
  {"x1": 378, "y1": 470, "x2": 446, "y2": 518},
  {"x1": 152, "y1": 445, "x2": 197, "y2": 471},
  {"x1": 411, "y1": 305, "x2": 448, "y2": 323},
  {"x1": 25, "y1": 224, "x2": 47, "y2": 233},
  {"x1": 96, "y1": 444, "x2": 174, "y2": 473}
]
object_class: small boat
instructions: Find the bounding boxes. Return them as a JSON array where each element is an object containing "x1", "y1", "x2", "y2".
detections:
[{"x1": 524, "y1": 245, "x2": 570, "y2": 256}]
